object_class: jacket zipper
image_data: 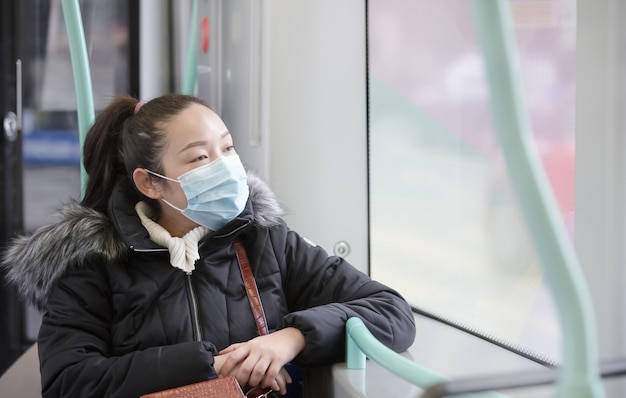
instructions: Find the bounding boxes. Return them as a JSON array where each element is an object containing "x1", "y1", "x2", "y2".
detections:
[
  {"x1": 128, "y1": 246, "x2": 168, "y2": 253},
  {"x1": 185, "y1": 273, "x2": 203, "y2": 342},
  {"x1": 130, "y1": 246, "x2": 203, "y2": 341}
]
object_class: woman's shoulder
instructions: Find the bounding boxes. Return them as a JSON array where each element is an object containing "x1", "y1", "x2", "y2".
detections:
[{"x1": 1, "y1": 200, "x2": 126, "y2": 311}]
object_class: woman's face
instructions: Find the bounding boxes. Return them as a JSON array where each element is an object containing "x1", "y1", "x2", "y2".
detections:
[{"x1": 155, "y1": 103, "x2": 237, "y2": 234}]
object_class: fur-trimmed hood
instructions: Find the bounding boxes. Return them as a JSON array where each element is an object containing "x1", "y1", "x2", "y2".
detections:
[{"x1": 1, "y1": 172, "x2": 285, "y2": 311}]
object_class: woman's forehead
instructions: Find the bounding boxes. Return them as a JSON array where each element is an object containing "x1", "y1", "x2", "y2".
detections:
[
  {"x1": 161, "y1": 106, "x2": 230, "y2": 151},
  {"x1": 167, "y1": 105, "x2": 226, "y2": 136}
]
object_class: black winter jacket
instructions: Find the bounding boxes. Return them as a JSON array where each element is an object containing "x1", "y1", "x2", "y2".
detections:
[{"x1": 2, "y1": 173, "x2": 416, "y2": 397}]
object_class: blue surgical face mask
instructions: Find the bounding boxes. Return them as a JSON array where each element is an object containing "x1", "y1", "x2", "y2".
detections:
[{"x1": 145, "y1": 155, "x2": 249, "y2": 231}]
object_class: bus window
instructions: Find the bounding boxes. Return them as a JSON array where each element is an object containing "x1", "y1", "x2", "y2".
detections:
[
  {"x1": 368, "y1": 0, "x2": 575, "y2": 365},
  {"x1": 19, "y1": 0, "x2": 133, "y2": 341}
]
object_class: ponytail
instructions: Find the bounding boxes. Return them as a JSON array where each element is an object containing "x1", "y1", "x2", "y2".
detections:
[
  {"x1": 80, "y1": 96, "x2": 136, "y2": 211},
  {"x1": 80, "y1": 94, "x2": 206, "y2": 214}
]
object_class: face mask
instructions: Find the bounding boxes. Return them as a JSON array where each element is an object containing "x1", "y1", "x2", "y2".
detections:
[{"x1": 145, "y1": 155, "x2": 249, "y2": 231}]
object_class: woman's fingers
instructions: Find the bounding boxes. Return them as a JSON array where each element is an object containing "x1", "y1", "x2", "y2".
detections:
[
  {"x1": 217, "y1": 329, "x2": 304, "y2": 393},
  {"x1": 266, "y1": 366, "x2": 291, "y2": 395},
  {"x1": 282, "y1": 367, "x2": 292, "y2": 385},
  {"x1": 218, "y1": 342, "x2": 243, "y2": 355},
  {"x1": 240, "y1": 354, "x2": 269, "y2": 387},
  {"x1": 217, "y1": 346, "x2": 249, "y2": 378},
  {"x1": 228, "y1": 350, "x2": 290, "y2": 394},
  {"x1": 260, "y1": 362, "x2": 289, "y2": 391}
]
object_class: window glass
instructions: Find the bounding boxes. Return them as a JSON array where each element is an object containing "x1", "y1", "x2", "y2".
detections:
[
  {"x1": 368, "y1": 0, "x2": 575, "y2": 363},
  {"x1": 22, "y1": 0, "x2": 130, "y2": 231},
  {"x1": 20, "y1": 0, "x2": 131, "y2": 340}
]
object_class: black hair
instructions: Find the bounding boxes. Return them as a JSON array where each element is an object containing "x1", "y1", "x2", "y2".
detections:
[{"x1": 80, "y1": 93, "x2": 206, "y2": 214}]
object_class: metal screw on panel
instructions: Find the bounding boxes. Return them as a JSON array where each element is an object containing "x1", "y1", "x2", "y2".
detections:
[
  {"x1": 3, "y1": 112, "x2": 18, "y2": 142},
  {"x1": 334, "y1": 241, "x2": 350, "y2": 258}
]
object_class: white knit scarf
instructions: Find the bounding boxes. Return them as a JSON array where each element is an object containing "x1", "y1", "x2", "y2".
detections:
[{"x1": 135, "y1": 202, "x2": 209, "y2": 273}]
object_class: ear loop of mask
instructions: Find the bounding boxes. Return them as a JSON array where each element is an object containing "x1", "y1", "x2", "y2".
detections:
[
  {"x1": 145, "y1": 168, "x2": 178, "y2": 183},
  {"x1": 144, "y1": 169, "x2": 186, "y2": 212}
]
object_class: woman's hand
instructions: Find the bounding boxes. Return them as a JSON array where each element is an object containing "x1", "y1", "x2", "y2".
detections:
[
  {"x1": 216, "y1": 352, "x2": 290, "y2": 392},
  {"x1": 216, "y1": 327, "x2": 305, "y2": 394}
]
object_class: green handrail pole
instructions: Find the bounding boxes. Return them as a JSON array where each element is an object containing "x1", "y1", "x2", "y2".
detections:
[
  {"x1": 346, "y1": 321, "x2": 366, "y2": 369},
  {"x1": 182, "y1": 0, "x2": 199, "y2": 94},
  {"x1": 61, "y1": 0, "x2": 95, "y2": 199},
  {"x1": 346, "y1": 318, "x2": 450, "y2": 388},
  {"x1": 471, "y1": 2, "x2": 605, "y2": 397},
  {"x1": 346, "y1": 318, "x2": 505, "y2": 397}
]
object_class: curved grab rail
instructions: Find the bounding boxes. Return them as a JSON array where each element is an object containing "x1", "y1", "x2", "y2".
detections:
[
  {"x1": 61, "y1": 0, "x2": 95, "y2": 198},
  {"x1": 471, "y1": 2, "x2": 605, "y2": 397},
  {"x1": 346, "y1": 317, "x2": 504, "y2": 397},
  {"x1": 181, "y1": 0, "x2": 199, "y2": 95}
]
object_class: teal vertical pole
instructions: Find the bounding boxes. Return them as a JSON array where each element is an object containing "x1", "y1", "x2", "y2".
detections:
[
  {"x1": 61, "y1": 0, "x2": 95, "y2": 199},
  {"x1": 472, "y1": 2, "x2": 605, "y2": 397},
  {"x1": 182, "y1": 0, "x2": 199, "y2": 95},
  {"x1": 346, "y1": 318, "x2": 367, "y2": 370}
]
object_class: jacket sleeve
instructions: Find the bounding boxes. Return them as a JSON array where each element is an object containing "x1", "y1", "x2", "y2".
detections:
[
  {"x1": 38, "y1": 257, "x2": 218, "y2": 398},
  {"x1": 275, "y1": 228, "x2": 416, "y2": 367}
]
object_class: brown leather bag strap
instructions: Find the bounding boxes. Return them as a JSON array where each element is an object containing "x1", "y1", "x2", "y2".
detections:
[{"x1": 234, "y1": 237, "x2": 269, "y2": 336}]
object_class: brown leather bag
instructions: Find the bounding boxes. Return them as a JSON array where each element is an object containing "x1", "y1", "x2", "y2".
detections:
[
  {"x1": 140, "y1": 376, "x2": 244, "y2": 398},
  {"x1": 141, "y1": 237, "x2": 273, "y2": 398}
]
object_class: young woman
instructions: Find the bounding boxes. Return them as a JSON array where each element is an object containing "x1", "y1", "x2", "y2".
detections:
[{"x1": 2, "y1": 94, "x2": 416, "y2": 397}]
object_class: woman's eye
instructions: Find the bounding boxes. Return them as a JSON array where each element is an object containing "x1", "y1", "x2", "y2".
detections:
[
  {"x1": 224, "y1": 145, "x2": 235, "y2": 153},
  {"x1": 194, "y1": 155, "x2": 208, "y2": 162}
]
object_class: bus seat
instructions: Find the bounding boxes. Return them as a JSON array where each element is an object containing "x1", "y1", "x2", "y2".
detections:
[{"x1": 0, "y1": 343, "x2": 40, "y2": 398}]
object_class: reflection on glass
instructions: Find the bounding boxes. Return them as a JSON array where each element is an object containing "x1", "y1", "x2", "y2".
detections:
[
  {"x1": 18, "y1": 0, "x2": 131, "y2": 340},
  {"x1": 20, "y1": 0, "x2": 130, "y2": 232},
  {"x1": 368, "y1": 0, "x2": 575, "y2": 363}
]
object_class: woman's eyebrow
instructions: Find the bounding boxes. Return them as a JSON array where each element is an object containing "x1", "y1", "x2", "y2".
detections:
[
  {"x1": 177, "y1": 132, "x2": 231, "y2": 154},
  {"x1": 178, "y1": 140, "x2": 209, "y2": 154}
]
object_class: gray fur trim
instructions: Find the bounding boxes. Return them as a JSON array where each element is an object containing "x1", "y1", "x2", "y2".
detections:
[
  {"x1": 1, "y1": 202, "x2": 127, "y2": 311},
  {"x1": 1, "y1": 172, "x2": 286, "y2": 311},
  {"x1": 247, "y1": 171, "x2": 287, "y2": 227}
]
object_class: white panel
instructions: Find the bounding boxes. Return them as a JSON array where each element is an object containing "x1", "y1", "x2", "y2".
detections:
[
  {"x1": 207, "y1": 0, "x2": 368, "y2": 271},
  {"x1": 220, "y1": 0, "x2": 269, "y2": 179},
  {"x1": 576, "y1": 0, "x2": 626, "y2": 362},
  {"x1": 139, "y1": 0, "x2": 170, "y2": 99},
  {"x1": 267, "y1": 0, "x2": 368, "y2": 272}
]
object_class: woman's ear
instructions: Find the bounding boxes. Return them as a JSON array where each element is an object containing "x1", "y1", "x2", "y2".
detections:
[{"x1": 133, "y1": 168, "x2": 162, "y2": 199}]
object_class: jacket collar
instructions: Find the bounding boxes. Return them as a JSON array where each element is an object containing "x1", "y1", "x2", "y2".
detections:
[
  {"x1": 108, "y1": 171, "x2": 284, "y2": 250},
  {"x1": 1, "y1": 171, "x2": 286, "y2": 310}
]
